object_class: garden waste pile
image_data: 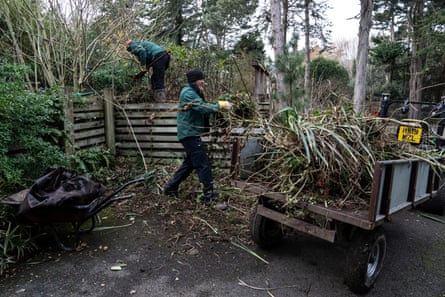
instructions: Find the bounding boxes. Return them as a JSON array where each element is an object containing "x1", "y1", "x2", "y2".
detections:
[{"x1": 239, "y1": 107, "x2": 444, "y2": 210}]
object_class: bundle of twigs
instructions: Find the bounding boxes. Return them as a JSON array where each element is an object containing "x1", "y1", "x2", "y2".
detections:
[{"x1": 243, "y1": 106, "x2": 444, "y2": 209}]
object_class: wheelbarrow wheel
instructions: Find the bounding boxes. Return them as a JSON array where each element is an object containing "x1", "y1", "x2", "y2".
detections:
[
  {"x1": 344, "y1": 226, "x2": 386, "y2": 294},
  {"x1": 250, "y1": 205, "x2": 283, "y2": 248}
]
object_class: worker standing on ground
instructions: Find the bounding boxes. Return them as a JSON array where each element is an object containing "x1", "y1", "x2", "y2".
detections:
[
  {"x1": 126, "y1": 39, "x2": 170, "y2": 102},
  {"x1": 163, "y1": 69, "x2": 232, "y2": 210}
]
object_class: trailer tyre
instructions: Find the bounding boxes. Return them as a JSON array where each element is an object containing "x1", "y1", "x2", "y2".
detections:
[
  {"x1": 344, "y1": 227, "x2": 386, "y2": 294},
  {"x1": 250, "y1": 206, "x2": 283, "y2": 248}
]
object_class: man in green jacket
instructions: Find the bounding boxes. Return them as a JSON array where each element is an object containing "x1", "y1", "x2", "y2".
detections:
[
  {"x1": 126, "y1": 39, "x2": 170, "y2": 102},
  {"x1": 163, "y1": 69, "x2": 231, "y2": 210}
]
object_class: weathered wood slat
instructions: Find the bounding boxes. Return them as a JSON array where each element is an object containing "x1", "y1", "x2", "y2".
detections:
[
  {"x1": 74, "y1": 104, "x2": 104, "y2": 112},
  {"x1": 74, "y1": 121, "x2": 104, "y2": 130},
  {"x1": 75, "y1": 128, "x2": 105, "y2": 140},
  {"x1": 115, "y1": 111, "x2": 177, "y2": 118},
  {"x1": 75, "y1": 137, "x2": 106, "y2": 148},
  {"x1": 74, "y1": 111, "x2": 104, "y2": 120},
  {"x1": 114, "y1": 119, "x2": 177, "y2": 126},
  {"x1": 116, "y1": 103, "x2": 178, "y2": 110},
  {"x1": 118, "y1": 135, "x2": 179, "y2": 142},
  {"x1": 117, "y1": 142, "x2": 184, "y2": 149},
  {"x1": 115, "y1": 127, "x2": 178, "y2": 133},
  {"x1": 116, "y1": 149, "x2": 184, "y2": 158}
]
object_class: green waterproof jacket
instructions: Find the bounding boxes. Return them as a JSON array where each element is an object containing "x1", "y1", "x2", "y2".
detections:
[
  {"x1": 176, "y1": 84, "x2": 220, "y2": 141},
  {"x1": 127, "y1": 40, "x2": 165, "y2": 67}
]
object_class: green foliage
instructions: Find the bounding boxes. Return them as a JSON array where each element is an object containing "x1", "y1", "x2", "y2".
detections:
[
  {"x1": 90, "y1": 63, "x2": 135, "y2": 94},
  {"x1": 0, "y1": 62, "x2": 67, "y2": 191},
  {"x1": 369, "y1": 36, "x2": 407, "y2": 66},
  {"x1": 67, "y1": 147, "x2": 114, "y2": 180},
  {"x1": 274, "y1": 48, "x2": 305, "y2": 107},
  {"x1": 234, "y1": 31, "x2": 265, "y2": 60},
  {"x1": 311, "y1": 56, "x2": 349, "y2": 84},
  {"x1": 367, "y1": 36, "x2": 408, "y2": 100},
  {"x1": 310, "y1": 56, "x2": 351, "y2": 104},
  {"x1": 0, "y1": 204, "x2": 37, "y2": 276}
]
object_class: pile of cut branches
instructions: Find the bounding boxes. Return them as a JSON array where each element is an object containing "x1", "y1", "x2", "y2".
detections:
[{"x1": 243, "y1": 107, "x2": 444, "y2": 209}]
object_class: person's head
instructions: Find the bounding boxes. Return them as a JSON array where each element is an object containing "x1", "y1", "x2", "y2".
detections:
[
  {"x1": 186, "y1": 68, "x2": 205, "y2": 88},
  {"x1": 125, "y1": 39, "x2": 133, "y2": 52}
]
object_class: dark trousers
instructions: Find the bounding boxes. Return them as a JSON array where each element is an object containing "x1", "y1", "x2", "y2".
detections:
[
  {"x1": 150, "y1": 52, "x2": 170, "y2": 90},
  {"x1": 164, "y1": 136, "x2": 214, "y2": 194}
]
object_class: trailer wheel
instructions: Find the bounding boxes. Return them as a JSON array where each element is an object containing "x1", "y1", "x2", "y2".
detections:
[
  {"x1": 250, "y1": 206, "x2": 283, "y2": 248},
  {"x1": 344, "y1": 227, "x2": 386, "y2": 294}
]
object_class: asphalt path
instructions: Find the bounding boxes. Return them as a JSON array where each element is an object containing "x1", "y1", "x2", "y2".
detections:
[{"x1": 1, "y1": 208, "x2": 444, "y2": 297}]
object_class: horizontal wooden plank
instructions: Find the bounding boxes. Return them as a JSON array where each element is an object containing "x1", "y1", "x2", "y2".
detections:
[
  {"x1": 116, "y1": 149, "x2": 184, "y2": 158},
  {"x1": 257, "y1": 205, "x2": 336, "y2": 243},
  {"x1": 115, "y1": 119, "x2": 177, "y2": 126},
  {"x1": 75, "y1": 137, "x2": 106, "y2": 148},
  {"x1": 117, "y1": 134, "x2": 179, "y2": 142},
  {"x1": 115, "y1": 103, "x2": 178, "y2": 110},
  {"x1": 74, "y1": 104, "x2": 104, "y2": 113},
  {"x1": 74, "y1": 120, "x2": 104, "y2": 131},
  {"x1": 75, "y1": 128, "x2": 105, "y2": 140},
  {"x1": 117, "y1": 142, "x2": 184, "y2": 149},
  {"x1": 116, "y1": 127, "x2": 178, "y2": 134},
  {"x1": 115, "y1": 111, "x2": 177, "y2": 118},
  {"x1": 74, "y1": 111, "x2": 104, "y2": 120}
]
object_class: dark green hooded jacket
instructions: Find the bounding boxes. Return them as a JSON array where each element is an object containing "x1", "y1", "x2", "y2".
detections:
[
  {"x1": 127, "y1": 40, "x2": 165, "y2": 67},
  {"x1": 176, "y1": 84, "x2": 220, "y2": 141}
]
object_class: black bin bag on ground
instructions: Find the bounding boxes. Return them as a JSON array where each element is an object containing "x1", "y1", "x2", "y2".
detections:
[{"x1": 18, "y1": 167, "x2": 106, "y2": 222}]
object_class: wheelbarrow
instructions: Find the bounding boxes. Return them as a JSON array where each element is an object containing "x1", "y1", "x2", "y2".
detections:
[{"x1": 1, "y1": 167, "x2": 146, "y2": 251}]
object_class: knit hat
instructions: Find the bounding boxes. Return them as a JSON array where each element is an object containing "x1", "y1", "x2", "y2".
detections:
[{"x1": 186, "y1": 69, "x2": 205, "y2": 82}]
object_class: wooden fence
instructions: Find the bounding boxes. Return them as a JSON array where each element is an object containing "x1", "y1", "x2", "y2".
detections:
[{"x1": 66, "y1": 90, "x2": 269, "y2": 168}]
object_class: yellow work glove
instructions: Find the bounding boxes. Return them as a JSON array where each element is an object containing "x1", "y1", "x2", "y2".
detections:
[
  {"x1": 140, "y1": 65, "x2": 147, "y2": 72},
  {"x1": 218, "y1": 100, "x2": 232, "y2": 110}
]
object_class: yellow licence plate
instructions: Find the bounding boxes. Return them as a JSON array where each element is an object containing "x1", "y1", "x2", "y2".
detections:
[{"x1": 397, "y1": 125, "x2": 423, "y2": 144}]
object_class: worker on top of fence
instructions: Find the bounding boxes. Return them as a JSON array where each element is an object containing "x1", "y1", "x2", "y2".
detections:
[
  {"x1": 126, "y1": 39, "x2": 170, "y2": 102},
  {"x1": 163, "y1": 68, "x2": 232, "y2": 210}
]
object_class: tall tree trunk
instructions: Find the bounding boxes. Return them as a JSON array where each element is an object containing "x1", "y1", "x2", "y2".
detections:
[
  {"x1": 408, "y1": 0, "x2": 424, "y2": 119},
  {"x1": 353, "y1": 0, "x2": 373, "y2": 114},
  {"x1": 282, "y1": 0, "x2": 288, "y2": 45},
  {"x1": 271, "y1": 0, "x2": 286, "y2": 112},
  {"x1": 304, "y1": 0, "x2": 311, "y2": 111}
]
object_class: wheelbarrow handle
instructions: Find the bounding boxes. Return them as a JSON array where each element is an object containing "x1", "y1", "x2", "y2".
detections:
[{"x1": 105, "y1": 176, "x2": 146, "y2": 199}]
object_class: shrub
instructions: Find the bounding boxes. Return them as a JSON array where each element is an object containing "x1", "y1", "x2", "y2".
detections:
[
  {"x1": 310, "y1": 56, "x2": 352, "y2": 105},
  {"x1": 0, "y1": 204, "x2": 37, "y2": 276},
  {"x1": 0, "y1": 62, "x2": 68, "y2": 191}
]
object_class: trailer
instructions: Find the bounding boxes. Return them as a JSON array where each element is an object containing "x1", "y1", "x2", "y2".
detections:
[
  {"x1": 229, "y1": 94, "x2": 445, "y2": 293},
  {"x1": 231, "y1": 137, "x2": 445, "y2": 294}
]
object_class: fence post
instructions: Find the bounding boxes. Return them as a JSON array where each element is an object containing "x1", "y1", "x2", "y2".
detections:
[
  {"x1": 103, "y1": 88, "x2": 116, "y2": 155},
  {"x1": 64, "y1": 88, "x2": 75, "y2": 154}
]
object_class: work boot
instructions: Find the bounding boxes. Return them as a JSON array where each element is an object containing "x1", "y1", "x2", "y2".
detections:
[
  {"x1": 202, "y1": 192, "x2": 227, "y2": 211},
  {"x1": 153, "y1": 89, "x2": 166, "y2": 103},
  {"x1": 163, "y1": 185, "x2": 178, "y2": 197}
]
